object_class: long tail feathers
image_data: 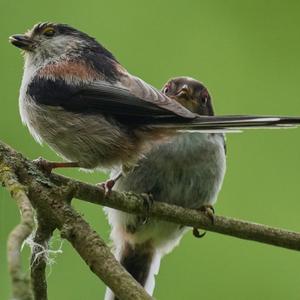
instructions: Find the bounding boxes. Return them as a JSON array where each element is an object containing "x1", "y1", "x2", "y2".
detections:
[
  {"x1": 144, "y1": 251, "x2": 161, "y2": 296},
  {"x1": 152, "y1": 115, "x2": 300, "y2": 131},
  {"x1": 104, "y1": 241, "x2": 160, "y2": 300}
]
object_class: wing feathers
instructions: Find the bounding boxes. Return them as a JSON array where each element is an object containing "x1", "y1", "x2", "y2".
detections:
[
  {"x1": 28, "y1": 75, "x2": 300, "y2": 130},
  {"x1": 118, "y1": 74, "x2": 196, "y2": 118}
]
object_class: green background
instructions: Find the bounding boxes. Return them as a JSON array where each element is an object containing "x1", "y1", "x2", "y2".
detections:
[{"x1": 1, "y1": 0, "x2": 300, "y2": 299}]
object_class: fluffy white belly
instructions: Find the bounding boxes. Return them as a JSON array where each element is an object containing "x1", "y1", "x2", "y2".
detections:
[{"x1": 20, "y1": 96, "x2": 133, "y2": 169}]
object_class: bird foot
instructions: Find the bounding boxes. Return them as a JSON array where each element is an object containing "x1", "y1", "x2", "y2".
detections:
[
  {"x1": 141, "y1": 193, "x2": 154, "y2": 224},
  {"x1": 33, "y1": 157, "x2": 55, "y2": 174},
  {"x1": 97, "y1": 171, "x2": 124, "y2": 196},
  {"x1": 192, "y1": 204, "x2": 215, "y2": 238},
  {"x1": 199, "y1": 204, "x2": 215, "y2": 224},
  {"x1": 97, "y1": 179, "x2": 116, "y2": 197}
]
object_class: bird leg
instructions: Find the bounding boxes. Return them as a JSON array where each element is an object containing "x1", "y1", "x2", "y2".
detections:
[
  {"x1": 33, "y1": 157, "x2": 80, "y2": 174},
  {"x1": 97, "y1": 172, "x2": 123, "y2": 196},
  {"x1": 98, "y1": 163, "x2": 139, "y2": 196},
  {"x1": 192, "y1": 204, "x2": 215, "y2": 238}
]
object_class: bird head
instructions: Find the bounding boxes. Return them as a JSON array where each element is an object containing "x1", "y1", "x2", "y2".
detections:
[
  {"x1": 162, "y1": 77, "x2": 214, "y2": 116},
  {"x1": 9, "y1": 22, "x2": 116, "y2": 67}
]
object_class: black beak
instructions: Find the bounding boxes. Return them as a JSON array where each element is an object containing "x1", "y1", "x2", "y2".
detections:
[{"x1": 9, "y1": 34, "x2": 34, "y2": 50}]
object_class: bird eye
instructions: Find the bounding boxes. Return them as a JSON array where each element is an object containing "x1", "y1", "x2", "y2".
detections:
[
  {"x1": 163, "y1": 86, "x2": 169, "y2": 94},
  {"x1": 202, "y1": 97, "x2": 208, "y2": 105},
  {"x1": 43, "y1": 28, "x2": 56, "y2": 37}
]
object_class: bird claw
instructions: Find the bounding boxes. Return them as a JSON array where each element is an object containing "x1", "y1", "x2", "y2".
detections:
[
  {"x1": 193, "y1": 228, "x2": 206, "y2": 238},
  {"x1": 97, "y1": 171, "x2": 123, "y2": 197},
  {"x1": 141, "y1": 193, "x2": 154, "y2": 224},
  {"x1": 199, "y1": 204, "x2": 215, "y2": 224},
  {"x1": 192, "y1": 205, "x2": 215, "y2": 239},
  {"x1": 97, "y1": 179, "x2": 116, "y2": 197}
]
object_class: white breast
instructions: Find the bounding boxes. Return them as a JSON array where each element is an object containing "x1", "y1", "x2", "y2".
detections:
[{"x1": 19, "y1": 61, "x2": 43, "y2": 143}]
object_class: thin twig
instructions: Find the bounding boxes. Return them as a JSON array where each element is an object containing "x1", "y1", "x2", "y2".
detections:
[{"x1": 0, "y1": 164, "x2": 34, "y2": 300}]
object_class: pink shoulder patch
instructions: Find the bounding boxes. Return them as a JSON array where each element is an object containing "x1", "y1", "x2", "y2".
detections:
[{"x1": 38, "y1": 61, "x2": 101, "y2": 81}]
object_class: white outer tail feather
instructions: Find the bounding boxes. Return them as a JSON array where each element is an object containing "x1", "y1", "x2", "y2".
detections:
[
  {"x1": 143, "y1": 251, "x2": 162, "y2": 296},
  {"x1": 103, "y1": 248, "x2": 162, "y2": 300}
]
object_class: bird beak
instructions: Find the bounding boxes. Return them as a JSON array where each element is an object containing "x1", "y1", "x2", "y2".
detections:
[
  {"x1": 176, "y1": 84, "x2": 190, "y2": 97},
  {"x1": 9, "y1": 34, "x2": 34, "y2": 51}
]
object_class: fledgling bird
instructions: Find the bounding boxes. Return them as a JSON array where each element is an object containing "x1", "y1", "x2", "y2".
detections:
[
  {"x1": 104, "y1": 77, "x2": 226, "y2": 299},
  {"x1": 8, "y1": 22, "x2": 300, "y2": 187}
]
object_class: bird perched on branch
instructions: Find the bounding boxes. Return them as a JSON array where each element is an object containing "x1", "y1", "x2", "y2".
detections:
[
  {"x1": 9, "y1": 23, "x2": 300, "y2": 190},
  {"x1": 104, "y1": 77, "x2": 226, "y2": 299}
]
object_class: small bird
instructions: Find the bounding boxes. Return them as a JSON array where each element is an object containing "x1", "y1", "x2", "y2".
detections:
[
  {"x1": 104, "y1": 77, "x2": 226, "y2": 299},
  {"x1": 8, "y1": 23, "x2": 300, "y2": 189}
]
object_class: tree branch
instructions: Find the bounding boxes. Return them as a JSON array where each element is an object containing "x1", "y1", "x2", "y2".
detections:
[
  {"x1": 1, "y1": 139, "x2": 300, "y2": 299},
  {"x1": 1, "y1": 161, "x2": 34, "y2": 300}
]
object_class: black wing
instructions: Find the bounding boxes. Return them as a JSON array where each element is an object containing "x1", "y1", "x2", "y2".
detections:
[
  {"x1": 28, "y1": 76, "x2": 300, "y2": 129},
  {"x1": 27, "y1": 77, "x2": 194, "y2": 125}
]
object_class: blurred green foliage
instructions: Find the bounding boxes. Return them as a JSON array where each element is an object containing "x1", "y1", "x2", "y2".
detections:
[{"x1": 1, "y1": 0, "x2": 300, "y2": 299}]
